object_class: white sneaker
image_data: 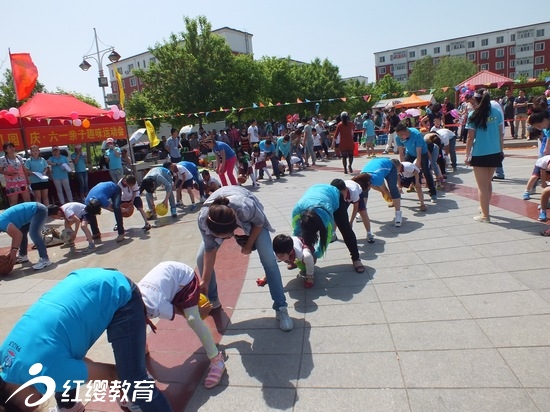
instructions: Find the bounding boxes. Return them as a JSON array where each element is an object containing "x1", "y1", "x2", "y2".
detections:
[
  {"x1": 355, "y1": 215, "x2": 362, "y2": 223},
  {"x1": 210, "y1": 298, "x2": 222, "y2": 310},
  {"x1": 394, "y1": 211, "x2": 402, "y2": 227},
  {"x1": 276, "y1": 306, "x2": 293, "y2": 331},
  {"x1": 48, "y1": 402, "x2": 85, "y2": 412},
  {"x1": 15, "y1": 255, "x2": 29, "y2": 263},
  {"x1": 117, "y1": 398, "x2": 142, "y2": 411},
  {"x1": 32, "y1": 257, "x2": 52, "y2": 270},
  {"x1": 200, "y1": 196, "x2": 207, "y2": 202}
]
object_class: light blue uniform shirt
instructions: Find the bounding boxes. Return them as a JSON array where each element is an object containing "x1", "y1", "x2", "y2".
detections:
[
  {"x1": 0, "y1": 269, "x2": 132, "y2": 392},
  {"x1": 0, "y1": 202, "x2": 38, "y2": 231},
  {"x1": 466, "y1": 107, "x2": 504, "y2": 156}
]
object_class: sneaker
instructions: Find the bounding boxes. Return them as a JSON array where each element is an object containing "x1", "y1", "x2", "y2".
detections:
[
  {"x1": 32, "y1": 257, "x2": 52, "y2": 270},
  {"x1": 367, "y1": 233, "x2": 375, "y2": 244},
  {"x1": 394, "y1": 211, "x2": 402, "y2": 227},
  {"x1": 348, "y1": 166, "x2": 353, "y2": 173},
  {"x1": 147, "y1": 214, "x2": 157, "y2": 221},
  {"x1": 382, "y1": 151, "x2": 388, "y2": 154},
  {"x1": 205, "y1": 351, "x2": 226, "y2": 389},
  {"x1": 116, "y1": 234, "x2": 126, "y2": 243},
  {"x1": 142, "y1": 223, "x2": 151, "y2": 231},
  {"x1": 113, "y1": 224, "x2": 118, "y2": 231},
  {"x1": 276, "y1": 306, "x2": 293, "y2": 332},
  {"x1": 60, "y1": 242, "x2": 75, "y2": 249},
  {"x1": 523, "y1": 191, "x2": 531, "y2": 200},
  {"x1": 190, "y1": 203, "x2": 197, "y2": 212},
  {"x1": 117, "y1": 398, "x2": 142, "y2": 411},
  {"x1": 210, "y1": 298, "x2": 222, "y2": 310},
  {"x1": 200, "y1": 196, "x2": 207, "y2": 202},
  {"x1": 430, "y1": 195, "x2": 437, "y2": 203},
  {"x1": 355, "y1": 215, "x2": 362, "y2": 223},
  {"x1": 81, "y1": 245, "x2": 96, "y2": 254},
  {"x1": 474, "y1": 215, "x2": 491, "y2": 223},
  {"x1": 330, "y1": 233, "x2": 338, "y2": 243},
  {"x1": 48, "y1": 402, "x2": 85, "y2": 412},
  {"x1": 15, "y1": 255, "x2": 29, "y2": 263},
  {"x1": 539, "y1": 210, "x2": 547, "y2": 221},
  {"x1": 492, "y1": 175, "x2": 505, "y2": 180},
  {"x1": 175, "y1": 201, "x2": 183, "y2": 207}
]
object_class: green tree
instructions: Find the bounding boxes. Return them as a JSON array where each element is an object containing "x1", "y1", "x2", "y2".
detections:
[
  {"x1": 0, "y1": 69, "x2": 46, "y2": 109},
  {"x1": 406, "y1": 56, "x2": 436, "y2": 92},
  {"x1": 432, "y1": 56, "x2": 477, "y2": 101},
  {"x1": 124, "y1": 91, "x2": 162, "y2": 129},
  {"x1": 343, "y1": 79, "x2": 375, "y2": 117},
  {"x1": 133, "y1": 15, "x2": 239, "y2": 128},
  {"x1": 374, "y1": 74, "x2": 404, "y2": 99}
]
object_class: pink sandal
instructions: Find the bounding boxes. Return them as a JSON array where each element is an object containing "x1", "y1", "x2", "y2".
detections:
[{"x1": 205, "y1": 351, "x2": 226, "y2": 389}]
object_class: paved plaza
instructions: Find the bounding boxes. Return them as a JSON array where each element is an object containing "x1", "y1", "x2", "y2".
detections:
[{"x1": 1, "y1": 138, "x2": 550, "y2": 412}]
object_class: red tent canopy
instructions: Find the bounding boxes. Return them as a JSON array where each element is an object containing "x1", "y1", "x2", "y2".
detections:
[
  {"x1": 455, "y1": 70, "x2": 513, "y2": 89},
  {"x1": 0, "y1": 93, "x2": 127, "y2": 151},
  {"x1": 19, "y1": 93, "x2": 111, "y2": 119}
]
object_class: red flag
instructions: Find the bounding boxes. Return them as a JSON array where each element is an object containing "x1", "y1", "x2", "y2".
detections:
[{"x1": 10, "y1": 53, "x2": 38, "y2": 101}]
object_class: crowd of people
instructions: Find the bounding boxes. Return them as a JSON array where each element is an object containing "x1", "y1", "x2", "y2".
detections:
[{"x1": 1, "y1": 87, "x2": 550, "y2": 411}]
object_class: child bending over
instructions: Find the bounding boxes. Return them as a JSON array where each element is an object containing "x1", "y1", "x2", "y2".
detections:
[
  {"x1": 271, "y1": 234, "x2": 316, "y2": 288},
  {"x1": 391, "y1": 159, "x2": 427, "y2": 211}
]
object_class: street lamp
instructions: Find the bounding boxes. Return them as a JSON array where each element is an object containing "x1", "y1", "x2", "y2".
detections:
[{"x1": 79, "y1": 28, "x2": 121, "y2": 108}]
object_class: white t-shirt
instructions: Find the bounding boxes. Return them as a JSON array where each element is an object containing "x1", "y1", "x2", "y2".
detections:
[
  {"x1": 535, "y1": 155, "x2": 550, "y2": 169},
  {"x1": 138, "y1": 261, "x2": 196, "y2": 320},
  {"x1": 291, "y1": 236, "x2": 315, "y2": 276},
  {"x1": 248, "y1": 125, "x2": 259, "y2": 143},
  {"x1": 344, "y1": 180, "x2": 362, "y2": 203},
  {"x1": 175, "y1": 164, "x2": 193, "y2": 182},
  {"x1": 290, "y1": 156, "x2": 303, "y2": 165},
  {"x1": 204, "y1": 175, "x2": 221, "y2": 187},
  {"x1": 61, "y1": 202, "x2": 86, "y2": 219},
  {"x1": 435, "y1": 128, "x2": 455, "y2": 146},
  {"x1": 117, "y1": 179, "x2": 140, "y2": 202},
  {"x1": 312, "y1": 134, "x2": 322, "y2": 146},
  {"x1": 401, "y1": 161, "x2": 420, "y2": 178}
]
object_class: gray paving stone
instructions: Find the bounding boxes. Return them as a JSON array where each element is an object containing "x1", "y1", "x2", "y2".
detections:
[
  {"x1": 491, "y1": 252, "x2": 549, "y2": 272},
  {"x1": 416, "y1": 246, "x2": 483, "y2": 264},
  {"x1": 221, "y1": 353, "x2": 301, "y2": 387},
  {"x1": 477, "y1": 314, "x2": 550, "y2": 347},
  {"x1": 298, "y1": 352, "x2": 404, "y2": 388},
  {"x1": 226, "y1": 308, "x2": 304, "y2": 330},
  {"x1": 399, "y1": 349, "x2": 520, "y2": 388},
  {"x1": 429, "y1": 257, "x2": 503, "y2": 278},
  {"x1": 390, "y1": 319, "x2": 493, "y2": 351},
  {"x1": 442, "y1": 273, "x2": 529, "y2": 296},
  {"x1": 458, "y1": 290, "x2": 550, "y2": 318},
  {"x1": 374, "y1": 279, "x2": 454, "y2": 301},
  {"x1": 0, "y1": 277, "x2": 42, "y2": 294},
  {"x1": 535, "y1": 288, "x2": 550, "y2": 304},
  {"x1": 381, "y1": 297, "x2": 471, "y2": 323},
  {"x1": 407, "y1": 236, "x2": 467, "y2": 252},
  {"x1": 510, "y1": 268, "x2": 550, "y2": 290},
  {"x1": 454, "y1": 230, "x2": 523, "y2": 246},
  {"x1": 220, "y1": 328, "x2": 305, "y2": 355},
  {"x1": 470, "y1": 240, "x2": 543, "y2": 257},
  {"x1": 295, "y1": 388, "x2": 410, "y2": 412},
  {"x1": 526, "y1": 389, "x2": 550, "y2": 412},
  {"x1": 303, "y1": 302, "x2": 386, "y2": 327},
  {"x1": 499, "y1": 347, "x2": 550, "y2": 387},
  {"x1": 307, "y1": 324, "x2": 394, "y2": 353},
  {"x1": 408, "y1": 388, "x2": 538, "y2": 412},
  {"x1": 187, "y1": 386, "x2": 296, "y2": 412}
]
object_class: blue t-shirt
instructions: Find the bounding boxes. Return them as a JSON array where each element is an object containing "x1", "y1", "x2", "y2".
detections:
[
  {"x1": 395, "y1": 127, "x2": 428, "y2": 157},
  {"x1": 49, "y1": 155, "x2": 70, "y2": 180},
  {"x1": 71, "y1": 152, "x2": 87, "y2": 173},
  {"x1": 466, "y1": 107, "x2": 504, "y2": 156},
  {"x1": 25, "y1": 157, "x2": 49, "y2": 184},
  {"x1": 213, "y1": 141, "x2": 236, "y2": 160},
  {"x1": 0, "y1": 202, "x2": 38, "y2": 232},
  {"x1": 178, "y1": 161, "x2": 199, "y2": 181},
  {"x1": 105, "y1": 147, "x2": 122, "y2": 170},
  {"x1": 363, "y1": 119, "x2": 376, "y2": 137},
  {"x1": 0, "y1": 269, "x2": 132, "y2": 393},
  {"x1": 86, "y1": 181, "x2": 118, "y2": 208},
  {"x1": 259, "y1": 140, "x2": 277, "y2": 155},
  {"x1": 361, "y1": 157, "x2": 394, "y2": 187}
]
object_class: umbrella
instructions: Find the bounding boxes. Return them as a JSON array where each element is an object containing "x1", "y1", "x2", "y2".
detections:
[
  {"x1": 398, "y1": 112, "x2": 412, "y2": 120},
  {"x1": 129, "y1": 128, "x2": 148, "y2": 146},
  {"x1": 180, "y1": 125, "x2": 193, "y2": 134},
  {"x1": 405, "y1": 108, "x2": 421, "y2": 117},
  {"x1": 384, "y1": 100, "x2": 402, "y2": 109},
  {"x1": 450, "y1": 109, "x2": 460, "y2": 119}
]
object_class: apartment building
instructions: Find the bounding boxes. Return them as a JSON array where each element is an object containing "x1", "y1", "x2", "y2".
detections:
[
  {"x1": 105, "y1": 27, "x2": 253, "y2": 105},
  {"x1": 374, "y1": 21, "x2": 550, "y2": 83}
]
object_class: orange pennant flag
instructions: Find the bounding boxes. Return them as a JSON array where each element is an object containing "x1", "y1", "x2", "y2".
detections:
[
  {"x1": 297, "y1": 98, "x2": 303, "y2": 103},
  {"x1": 259, "y1": 102, "x2": 265, "y2": 107},
  {"x1": 10, "y1": 52, "x2": 38, "y2": 101},
  {"x1": 441, "y1": 87, "x2": 449, "y2": 92},
  {"x1": 341, "y1": 97, "x2": 347, "y2": 102}
]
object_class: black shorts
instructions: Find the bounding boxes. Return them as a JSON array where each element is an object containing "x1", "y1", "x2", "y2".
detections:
[
  {"x1": 470, "y1": 152, "x2": 503, "y2": 168},
  {"x1": 31, "y1": 181, "x2": 49, "y2": 191}
]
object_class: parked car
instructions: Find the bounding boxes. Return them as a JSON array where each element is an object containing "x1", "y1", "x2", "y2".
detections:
[{"x1": 18, "y1": 145, "x2": 69, "y2": 160}]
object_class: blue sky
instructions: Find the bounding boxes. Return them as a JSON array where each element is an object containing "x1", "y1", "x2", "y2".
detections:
[{"x1": 1, "y1": 0, "x2": 543, "y2": 105}]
